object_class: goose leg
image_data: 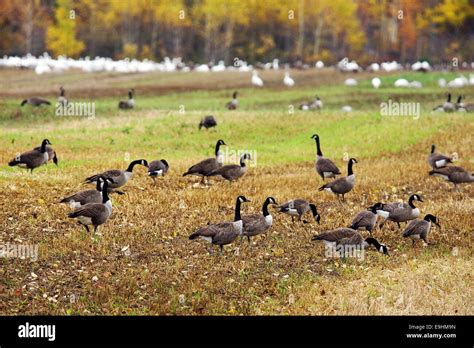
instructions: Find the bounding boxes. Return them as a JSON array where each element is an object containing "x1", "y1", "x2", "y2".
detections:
[
  {"x1": 397, "y1": 222, "x2": 401, "y2": 229},
  {"x1": 83, "y1": 224, "x2": 90, "y2": 233},
  {"x1": 93, "y1": 225, "x2": 98, "y2": 234},
  {"x1": 219, "y1": 245, "x2": 224, "y2": 254},
  {"x1": 247, "y1": 236, "x2": 251, "y2": 244}
]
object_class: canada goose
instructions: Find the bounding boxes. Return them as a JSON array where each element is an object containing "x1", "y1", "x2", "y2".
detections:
[
  {"x1": 277, "y1": 199, "x2": 320, "y2": 223},
  {"x1": 311, "y1": 228, "x2": 388, "y2": 255},
  {"x1": 443, "y1": 93, "x2": 455, "y2": 112},
  {"x1": 251, "y1": 70, "x2": 264, "y2": 87},
  {"x1": 283, "y1": 72, "x2": 295, "y2": 87},
  {"x1": 189, "y1": 195, "x2": 251, "y2": 253},
  {"x1": 376, "y1": 194, "x2": 423, "y2": 229},
  {"x1": 20, "y1": 97, "x2": 51, "y2": 107},
  {"x1": 242, "y1": 196, "x2": 278, "y2": 243},
  {"x1": 349, "y1": 202, "x2": 384, "y2": 233},
  {"x1": 319, "y1": 158, "x2": 357, "y2": 201},
  {"x1": 403, "y1": 214, "x2": 440, "y2": 246},
  {"x1": 33, "y1": 144, "x2": 58, "y2": 166},
  {"x1": 85, "y1": 159, "x2": 148, "y2": 191},
  {"x1": 61, "y1": 176, "x2": 114, "y2": 209},
  {"x1": 429, "y1": 166, "x2": 474, "y2": 188},
  {"x1": 68, "y1": 178, "x2": 112, "y2": 234},
  {"x1": 8, "y1": 139, "x2": 52, "y2": 173},
  {"x1": 208, "y1": 153, "x2": 251, "y2": 181},
  {"x1": 299, "y1": 96, "x2": 322, "y2": 111},
  {"x1": 199, "y1": 115, "x2": 217, "y2": 130},
  {"x1": 58, "y1": 86, "x2": 67, "y2": 106},
  {"x1": 183, "y1": 139, "x2": 226, "y2": 183},
  {"x1": 311, "y1": 134, "x2": 341, "y2": 180},
  {"x1": 455, "y1": 95, "x2": 474, "y2": 112},
  {"x1": 428, "y1": 144, "x2": 453, "y2": 169},
  {"x1": 147, "y1": 159, "x2": 169, "y2": 183},
  {"x1": 226, "y1": 91, "x2": 238, "y2": 110},
  {"x1": 118, "y1": 89, "x2": 135, "y2": 109}
]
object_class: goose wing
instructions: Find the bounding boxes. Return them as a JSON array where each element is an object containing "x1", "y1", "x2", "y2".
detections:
[
  {"x1": 68, "y1": 203, "x2": 109, "y2": 224},
  {"x1": 209, "y1": 164, "x2": 243, "y2": 179},
  {"x1": 402, "y1": 220, "x2": 425, "y2": 237},
  {"x1": 242, "y1": 214, "x2": 268, "y2": 235},
  {"x1": 86, "y1": 169, "x2": 123, "y2": 182},
  {"x1": 9, "y1": 149, "x2": 46, "y2": 168},
  {"x1": 61, "y1": 189, "x2": 101, "y2": 204},
  {"x1": 316, "y1": 158, "x2": 341, "y2": 176},
  {"x1": 184, "y1": 158, "x2": 218, "y2": 176},
  {"x1": 312, "y1": 228, "x2": 357, "y2": 243},
  {"x1": 338, "y1": 232, "x2": 364, "y2": 246},
  {"x1": 351, "y1": 211, "x2": 375, "y2": 228}
]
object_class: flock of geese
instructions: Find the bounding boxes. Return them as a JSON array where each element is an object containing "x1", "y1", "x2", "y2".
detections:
[{"x1": 7, "y1": 129, "x2": 472, "y2": 256}]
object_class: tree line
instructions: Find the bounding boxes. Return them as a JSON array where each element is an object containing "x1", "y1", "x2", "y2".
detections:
[{"x1": 1, "y1": 0, "x2": 473, "y2": 65}]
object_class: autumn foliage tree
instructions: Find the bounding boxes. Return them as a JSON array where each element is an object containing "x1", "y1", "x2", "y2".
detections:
[{"x1": 46, "y1": 0, "x2": 85, "y2": 58}]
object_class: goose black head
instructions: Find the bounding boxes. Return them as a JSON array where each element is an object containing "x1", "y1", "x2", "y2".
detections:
[
  {"x1": 160, "y1": 159, "x2": 169, "y2": 168},
  {"x1": 424, "y1": 214, "x2": 440, "y2": 227},
  {"x1": 365, "y1": 237, "x2": 389, "y2": 255},
  {"x1": 141, "y1": 159, "x2": 148, "y2": 167},
  {"x1": 242, "y1": 153, "x2": 252, "y2": 161},
  {"x1": 309, "y1": 203, "x2": 320, "y2": 224},
  {"x1": 233, "y1": 91, "x2": 238, "y2": 98},
  {"x1": 456, "y1": 95, "x2": 463, "y2": 104},
  {"x1": 411, "y1": 194, "x2": 423, "y2": 202},
  {"x1": 431, "y1": 144, "x2": 436, "y2": 153},
  {"x1": 368, "y1": 202, "x2": 384, "y2": 213},
  {"x1": 349, "y1": 158, "x2": 358, "y2": 164},
  {"x1": 311, "y1": 134, "x2": 319, "y2": 140},
  {"x1": 266, "y1": 196, "x2": 278, "y2": 205},
  {"x1": 42, "y1": 139, "x2": 52, "y2": 146},
  {"x1": 445, "y1": 92, "x2": 451, "y2": 102},
  {"x1": 217, "y1": 139, "x2": 226, "y2": 146},
  {"x1": 237, "y1": 195, "x2": 251, "y2": 203}
]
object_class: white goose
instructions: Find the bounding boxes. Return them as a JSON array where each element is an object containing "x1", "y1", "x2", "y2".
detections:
[
  {"x1": 251, "y1": 70, "x2": 264, "y2": 87},
  {"x1": 283, "y1": 72, "x2": 295, "y2": 87}
]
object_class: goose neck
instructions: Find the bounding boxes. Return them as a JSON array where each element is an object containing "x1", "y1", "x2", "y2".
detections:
[
  {"x1": 234, "y1": 199, "x2": 242, "y2": 221},
  {"x1": 315, "y1": 137, "x2": 323, "y2": 157}
]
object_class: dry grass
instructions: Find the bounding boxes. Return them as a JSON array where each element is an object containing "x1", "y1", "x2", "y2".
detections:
[{"x1": 0, "y1": 119, "x2": 472, "y2": 315}]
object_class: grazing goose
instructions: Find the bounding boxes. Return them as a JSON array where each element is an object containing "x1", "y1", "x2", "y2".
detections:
[
  {"x1": 58, "y1": 86, "x2": 67, "y2": 106},
  {"x1": 33, "y1": 144, "x2": 58, "y2": 166},
  {"x1": 428, "y1": 144, "x2": 453, "y2": 169},
  {"x1": 208, "y1": 153, "x2": 251, "y2": 181},
  {"x1": 429, "y1": 166, "x2": 474, "y2": 188},
  {"x1": 299, "y1": 96, "x2": 322, "y2": 111},
  {"x1": 85, "y1": 159, "x2": 148, "y2": 191},
  {"x1": 21, "y1": 97, "x2": 51, "y2": 107},
  {"x1": 189, "y1": 195, "x2": 251, "y2": 253},
  {"x1": 147, "y1": 159, "x2": 169, "y2": 183},
  {"x1": 349, "y1": 203, "x2": 384, "y2": 233},
  {"x1": 283, "y1": 72, "x2": 295, "y2": 87},
  {"x1": 319, "y1": 158, "x2": 357, "y2": 201},
  {"x1": 226, "y1": 91, "x2": 238, "y2": 110},
  {"x1": 251, "y1": 70, "x2": 264, "y2": 87},
  {"x1": 376, "y1": 194, "x2": 423, "y2": 229},
  {"x1": 311, "y1": 134, "x2": 341, "y2": 180},
  {"x1": 118, "y1": 89, "x2": 135, "y2": 109},
  {"x1": 183, "y1": 139, "x2": 226, "y2": 183},
  {"x1": 199, "y1": 115, "x2": 217, "y2": 130},
  {"x1": 403, "y1": 214, "x2": 440, "y2": 246},
  {"x1": 8, "y1": 139, "x2": 52, "y2": 173},
  {"x1": 311, "y1": 228, "x2": 389, "y2": 256},
  {"x1": 277, "y1": 199, "x2": 320, "y2": 223},
  {"x1": 242, "y1": 196, "x2": 278, "y2": 243},
  {"x1": 61, "y1": 176, "x2": 114, "y2": 209},
  {"x1": 68, "y1": 178, "x2": 113, "y2": 234}
]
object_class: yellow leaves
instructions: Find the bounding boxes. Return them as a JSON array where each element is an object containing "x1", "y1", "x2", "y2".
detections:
[{"x1": 46, "y1": 0, "x2": 84, "y2": 58}]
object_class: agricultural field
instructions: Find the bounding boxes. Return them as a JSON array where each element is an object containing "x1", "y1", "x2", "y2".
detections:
[{"x1": 0, "y1": 68, "x2": 472, "y2": 315}]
